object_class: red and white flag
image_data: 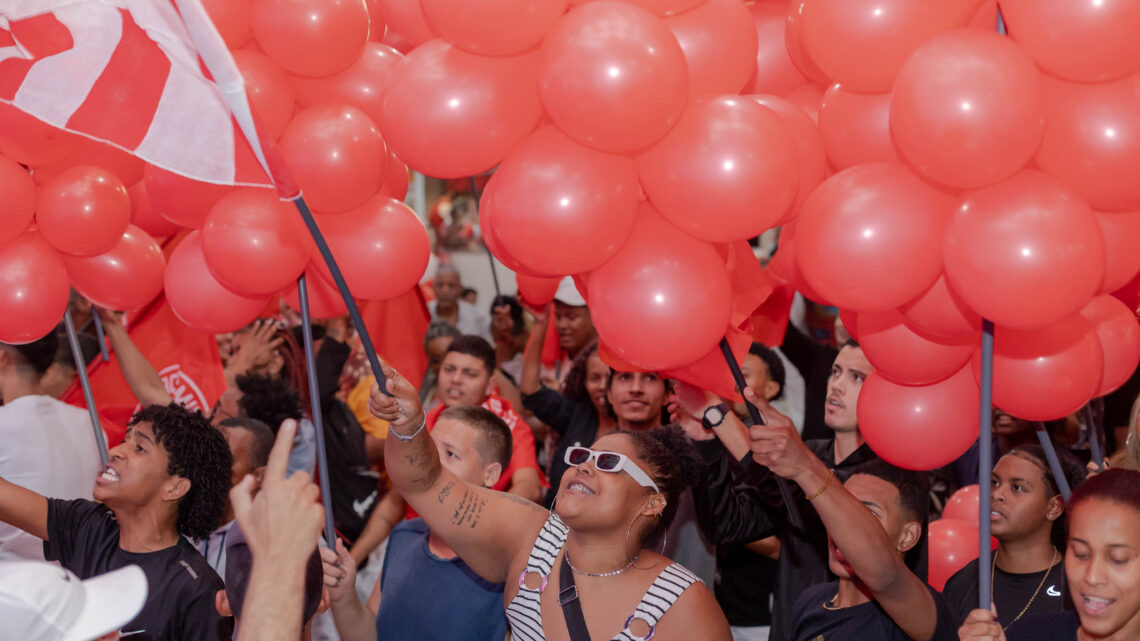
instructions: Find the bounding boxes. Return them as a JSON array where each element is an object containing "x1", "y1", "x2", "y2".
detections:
[{"x1": 0, "y1": 0, "x2": 277, "y2": 187}]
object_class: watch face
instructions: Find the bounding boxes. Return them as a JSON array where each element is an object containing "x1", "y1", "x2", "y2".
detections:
[{"x1": 706, "y1": 407, "x2": 724, "y2": 424}]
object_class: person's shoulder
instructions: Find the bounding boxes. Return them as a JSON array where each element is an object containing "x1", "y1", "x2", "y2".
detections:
[
  {"x1": 942, "y1": 558, "x2": 980, "y2": 596},
  {"x1": 392, "y1": 517, "x2": 429, "y2": 537},
  {"x1": 54, "y1": 497, "x2": 113, "y2": 522},
  {"x1": 174, "y1": 537, "x2": 226, "y2": 589},
  {"x1": 794, "y1": 581, "x2": 836, "y2": 614}
]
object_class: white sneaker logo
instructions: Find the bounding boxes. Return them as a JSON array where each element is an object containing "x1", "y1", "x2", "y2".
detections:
[
  {"x1": 353, "y1": 491, "x2": 378, "y2": 517},
  {"x1": 1047, "y1": 585, "x2": 1062, "y2": 597}
]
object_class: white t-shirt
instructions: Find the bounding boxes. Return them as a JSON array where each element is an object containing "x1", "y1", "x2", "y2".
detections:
[
  {"x1": 0, "y1": 395, "x2": 103, "y2": 561},
  {"x1": 427, "y1": 300, "x2": 491, "y2": 341}
]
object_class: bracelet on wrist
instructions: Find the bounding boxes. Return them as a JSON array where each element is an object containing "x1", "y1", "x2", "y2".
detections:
[
  {"x1": 805, "y1": 468, "x2": 835, "y2": 502},
  {"x1": 389, "y1": 414, "x2": 426, "y2": 442}
]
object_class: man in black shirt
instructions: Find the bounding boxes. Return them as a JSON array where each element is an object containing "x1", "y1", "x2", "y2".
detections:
[{"x1": 0, "y1": 403, "x2": 234, "y2": 640}]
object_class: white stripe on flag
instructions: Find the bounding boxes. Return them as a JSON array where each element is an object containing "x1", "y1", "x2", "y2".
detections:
[{"x1": 12, "y1": 4, "x2": 120, "y2": 126}]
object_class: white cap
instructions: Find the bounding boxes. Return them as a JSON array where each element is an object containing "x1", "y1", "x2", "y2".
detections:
[
  {"x1": 0, "y1": 561, "x2": 148, "y2": 641},
  {"x1": 553, "y1": 276, "x2": 587, "y2": 307}
]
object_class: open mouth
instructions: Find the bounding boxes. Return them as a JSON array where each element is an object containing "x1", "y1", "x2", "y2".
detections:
[
  {"x1": 98, "y1": 466, "x2": 120, "y2": 483},
  {"x1": 1080, "y1": 595, "x2": 1115, "y2": 616},
  {"x1": 566, "y1": 481, "x2": 595, "y2": 495}
]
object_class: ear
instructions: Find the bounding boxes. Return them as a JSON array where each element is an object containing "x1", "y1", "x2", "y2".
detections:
[
  {"x1": 252, "y1": 466, "x2": 267, "y2": 484},
  {"x1": 316, "y1": 588, "x2": 331, "y2": 615},
  {"x1": 482, "y1": 462, "x2": 503, "y2": 489},
  {"x1": 215, "y1": 589, "x2": 232, "y2": 617},
  {"x1": 639, "y1": 494, "x2": 667, "y2": 519},
  {"x1": 484, "y1": 374, "x2": 496, "y2": 398},
  {"x1": 163, "y1": 476, "x2": 191, "y2": 503},
  {"x1": 762, "y1": 381, "x2": 781, "y2": 403},
  {"x1": 896, "y1": 521, "x2": 922, "y2": 554},
  {"x1": 1046, "y1": 494, "x2": 1064, "y2": 522}
]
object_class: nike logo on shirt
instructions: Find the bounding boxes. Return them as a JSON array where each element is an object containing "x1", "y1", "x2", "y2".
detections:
[
  {"x1": 353, "y1": 491, "x2": 378, "y2": 517},
  {"x1": 1047, "y1": 585, "x2": 1062, "y2": 597}
]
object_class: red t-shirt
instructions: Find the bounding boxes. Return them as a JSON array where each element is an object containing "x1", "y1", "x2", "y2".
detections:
[{"x1": 406, "y1": 394, "x2": 546, "y2": 519}]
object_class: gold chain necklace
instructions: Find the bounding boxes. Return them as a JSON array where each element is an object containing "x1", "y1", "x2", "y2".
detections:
[{"x1": 991, "y1": 547, "x2": 1059, "y2": 631}]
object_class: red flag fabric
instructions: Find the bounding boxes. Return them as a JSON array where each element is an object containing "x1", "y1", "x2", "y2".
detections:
[
  {"x1": 358, "y1": 286, "x2": 432, "y2": 386},
  {"x1": 62, "y1": 297, "x2": 227, "y2": 447},
  {"x1": 0, "y1": 0, "x2": 272, "y2": 187}
]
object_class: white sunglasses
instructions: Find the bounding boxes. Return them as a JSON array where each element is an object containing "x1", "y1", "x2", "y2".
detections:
[{"x1": 564, "y1": 446, "x2": 660, "y2": 493}]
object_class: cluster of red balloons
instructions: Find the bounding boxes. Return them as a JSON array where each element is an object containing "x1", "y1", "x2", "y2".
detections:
[
  {"x1": 753, "y1": 0, "x2": 1140, "y2": 471},
  {"x1": 0, "y1": 154, "x2": 165, "y2": 344}
]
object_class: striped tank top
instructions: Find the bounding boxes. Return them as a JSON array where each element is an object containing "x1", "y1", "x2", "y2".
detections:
[{"x1": 506, "y1": 514, "x2": 702, "y2": 641}]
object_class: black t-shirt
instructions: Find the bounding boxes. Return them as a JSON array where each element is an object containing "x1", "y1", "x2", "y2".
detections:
[
  {"x1": 715, "y1": 543, "x2": 777, "y2": 627},
  {"x1": 44, "y1": 498, "x2": 233, "y2": 641},
  {"x1": 942, "y1": 558, "x2": 1070, "y2": 633},
  {"x1": 793, "y1": 581, "x2": 958, "y2": 641},
  {"x1": 1005, "y1": 612, "x2": 1080, "y2": 641}
]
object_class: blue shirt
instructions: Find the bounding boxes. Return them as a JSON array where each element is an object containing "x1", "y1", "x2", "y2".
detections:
[{"x1": 377, "y1": 519, "x2": 508, "y2": 641}]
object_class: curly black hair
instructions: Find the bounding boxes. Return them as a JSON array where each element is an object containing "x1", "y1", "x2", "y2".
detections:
[
  {"x1": 129, "y1": 404, "x2": 233, "y2": 542},
  {"x1": 562, "y1": 341, "x2": 600, "y2": 405},
  {"x1": 235, "y1": 373, "x2": 303, "y2": 434},
  {"x1": 622, "y1": 424, "x2": 702, "y2": 546}
]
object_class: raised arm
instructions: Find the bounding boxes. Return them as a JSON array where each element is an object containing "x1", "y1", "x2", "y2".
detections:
[
  {"x1": 0, "y1": 477, "x2": 48, "y2": 541},
  {"x1": 519, "y1": 304, "x2": 550, "y2": 396},
  {"x1": 99, "y1": 309, "x2": 170, "y2": 407},
  {"x1": 750, "y1": 403, "x2": 938, "y2": 641},
  {"x1": 369, "y1": 362, "x2": 548, "y2": 583}
]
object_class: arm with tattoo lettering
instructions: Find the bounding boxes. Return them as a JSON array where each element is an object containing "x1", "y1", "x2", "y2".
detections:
[{"x1": 369, "y1": 362, "x2": 548, "y2": 583}]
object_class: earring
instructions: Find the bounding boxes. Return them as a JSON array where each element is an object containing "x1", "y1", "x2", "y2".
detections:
[{"x1": 625, "y1": 513, "x2": 668, "y2": 571}]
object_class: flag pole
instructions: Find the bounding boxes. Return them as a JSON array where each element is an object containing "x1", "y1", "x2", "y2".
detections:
[
  {"x1": 1034, "y1": 423, "x2": 1073, "y2": 502},
  {"x1": 718, "y1": 337, "x2": 803, "y2": 528},
  {"x1": 977, "y1": 320, "x2": 995, "y2": 611},
  {"x1": 1082, "y1": 403, "x2": 1104, "y2": 469},
  {"x1": 64, "y1": 310, "x2": 109, "y2": 466},
  {"x1": 91, "y1": 309, "x2": 110, "y2": 362},
  {"x1": 296, "y1": 274, "x2": 338, "y2": 549}
]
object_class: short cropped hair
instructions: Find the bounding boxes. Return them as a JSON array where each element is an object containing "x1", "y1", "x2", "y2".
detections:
[
  {"x1": 439, "y1": 405, "x2": 512, "y2": 470},
  {"x1": 3, "y1": 332, "x2": 58, "y2": 376},
  {"x1": 444, "y1": 335, "x2": 496, "y2": 377},
  {"x1": 748, "y1": 343, "x2": 786, "y2": 401},
  {"x1": 235, "y1": 373, "x2": 303, "y2": 434},
  {"x1": 217, "y1": 416, "x2": 275, "y2": 469}
]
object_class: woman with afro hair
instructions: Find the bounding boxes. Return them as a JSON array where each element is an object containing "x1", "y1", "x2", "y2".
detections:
[{"x1": 0, "y1": 402, "x2": 236, "y2": 641}]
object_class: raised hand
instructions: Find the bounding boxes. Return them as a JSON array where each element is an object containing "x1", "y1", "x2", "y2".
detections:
[
  {"x1": 957, "y1": 608, "x2": 1006, "y2": 641},
  {"x1": 667, "y1": 381, "x2": 718, "y2": 441},
  {"x1": 746, "y1": 390, "x2": 819, "y2": 482},
  {"x1": 319, "y1": 538, "x2": 358, "y2": 606},
  {"x1": 368, "y1": 361, "x2": 424, "y2": 432}
]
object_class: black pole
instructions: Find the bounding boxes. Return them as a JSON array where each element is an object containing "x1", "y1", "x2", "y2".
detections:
[
  {"x1": 91, "y1": 310, "x2": 110, "y2": 362},
  {"x1": 977, "y1": 319, "x2": 995, "y2": 611},
  {"x1": 297, "y1": 274, "x2": 338, "y2": 549},
  {"x1": 64, "y1": 310, "x2": 109, "y2": 466},
  {"x1": 469, "y1": 176, "x2": 501, "y2": 299},
  {"x1": 1034, "y1": 423, "x2": 1073, "y2": 503},
  {"x1": 1083, "y1": 403, "x2": 1104, "y2": 469},
  {"x1": 290, "y1": 196, "x2": 390, "y2": 397},
  {"x1": 718, "y1": 337, "x2": 803, "y2": 528}
]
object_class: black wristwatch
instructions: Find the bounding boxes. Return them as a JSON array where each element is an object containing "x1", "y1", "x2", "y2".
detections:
[{"x1": 701, "y1": 403, "x2": 730, "y2": 430}]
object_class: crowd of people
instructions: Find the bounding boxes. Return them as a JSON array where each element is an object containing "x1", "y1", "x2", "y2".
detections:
[{"x1": 0, "y1": 262, "x2": 1138, "y2": 641}]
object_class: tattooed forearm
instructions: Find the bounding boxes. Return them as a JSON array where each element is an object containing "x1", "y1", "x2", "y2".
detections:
[
  {"x1": 449, "y1": 489, "x2": 487, "y2": 529},
  {"x1": 501, "y1": 491, "x2": 548, "y2": 515},
  {"x1": 386, "y1": 422, "x2": 442, "y2": 492},
  {"x1": 438, "y1": 482, "x2": 455, "y2": 504}
]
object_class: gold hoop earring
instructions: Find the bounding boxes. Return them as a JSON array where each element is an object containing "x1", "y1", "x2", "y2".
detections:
[{"x1": 625, "y1": 513, "x2": 667, "y2": 571}]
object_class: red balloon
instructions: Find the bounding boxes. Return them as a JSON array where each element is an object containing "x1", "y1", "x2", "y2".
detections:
[
  {"x1": 62, "y1": 225, "x2": 165, "y2": 311},
  {"x1": 516, "y1": 274, "x2": 562, "y2": 308},
  {"x1": 999, "y1": 0, "x2": 1140, "y2": 83},
  {"x1": 857, "y1": 310, "x2": 977, "y2": 385},
  {"x1": 279, "y1": 104, "x2": 387, "y2": 214},
  {"x1": 859, "y1": 366, "x2": 981, "y2": 471},
  {"x1": 799, "y1": 0, "x2": 981, "y2": 93},
  {"x1": 944, "y1": 170, "x2": 1104, "y2": 329},
  {"x1": 377, "y1": 0, "x2": 436, "y2": 46},
  {"x1": 482, "y1": 127, "x2": 640, "y2": 274},
  {"x1": 0, "y1": 231, "x2": 70, "y2": 344},
  {"x1": 749, "y1": 95, "x2": 827, "y2": 222},
  {"x1": 1096, "y1": 211, "x2": 1140, "y2": 294},
  {"x1": 1114, "y1": 271, "x2": 1140, "y2": 313},
  {"x1": 588, "y1": 204, "x2": 732, "y2": 371},
  {"x1": 37, "y1": 166, "x2": 131, "y2": 257},
  {"x1": 890, "y1": 30, "x2": 1045, "y2": 190},
  {"x1": 942, "y1": 485, "x2": 981, "y2": 524},
  {"x1": 165, "y1": 232, "x2": 270, "y2": 334},
  {"x1": 478, "y1": 194, "x2": 551, "y2": 278},
  {"x1": 32, "y1": 136, "x2": 144, "y2": 187},
  {"x1": 144, "y1": 164, "x2": 235, "y2": 229},
  {"x1": 784, "y1": 83, "x2": 825, "y2": 123},
  {"x1": 421, "y1": 0, "x2": 567, "y2": 56},
  {"x1": 664, "y1": 0, "x2": 758, "y2": 95},
  {"x1": 363, "y1": 0, "x2": 388, "y2": 42},
  {"x1": 251, "y1": 0, "x2": 369, "y2": 77},
  {"x1": 928, "y1": 519, "x2": 982, "y2": 591},
  {"x1": 284, "y1": 267, "x2": 349, "y2": 319},
  {"x1": 900, "y1": 274, "x2": 981, "y2": 339},
  {"x1": 538, "y1": 2, "x2": 689, "y2": 153},
  {"x1": 772, "y1": 220, "x2": 832, "y2": 306},
  {"x1": 379, "y1": 148, "x2": 410, "y2": 200},
  {"x1": 313, "y1": 196, "x2": 431, "y2": 301},
  {"x1": 0, "y1": 103, "x2": 76, "y2": 167},
  {"x1": 638, "y1": 96, "x2": 798, "y2": 242},
  {"x1": 201, "y1": 189, "x2": 312, "y2": 296},
  {"x1": 742, "y1": 2, "x2": 809, "y2": 96},
  {"x1": 1080, "y1": 295, "x2": 1140, "y2": 397},
  {"x1": 289, "y1": 43, "x2": 403, "y2": 126},
  {"x1": 127, "y1": 181, "x2": 181, "y2": 239},
  {"x1": 818, "y1": 85, "x2": 896, "y2": 170},
  {"x1": 784, "y1": 1, "x2": 831, "y2": 85},
  {"x1": 1036, "y1": 74, "x2": 1140, "y2": 213},
  {"x1": 0, "y1": 155, "x2": 36, "y2": 245},
  {"x1": 382, "y1": 41, "x2": 541, "y2": 178},
  {"x1": 980, "y1": 315, "x2": 1105, "y2": 422},
  {"x1": 231, "y1": 50, "x2": 294, "y2": 141},
  {"x1": 569, "y1": 0, "x2": 707, "y2": 16},
  {"x1": 796, "y1": 163, "x2": 952, "y2": 311},
  {"x1": 202, "y1": 0, "x2": 253, "y2": 48}
]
